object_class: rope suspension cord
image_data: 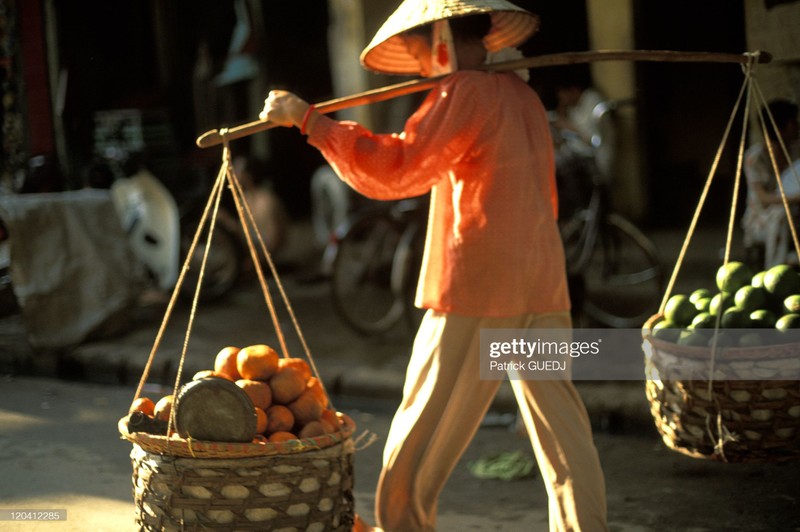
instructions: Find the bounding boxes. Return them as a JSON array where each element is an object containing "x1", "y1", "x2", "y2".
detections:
[
  {"x1": 130, "y1": 152, "x2": 229, "y2": 412},
  {"x1": 130, "y1": 124, "x2": 340, "y2": 421},
  {"x1": 224, "y1": 157, "x2": 336, "y2": 407},
  {"x1": 751, "y1": 81, "x2": 800, "y2": 258},
  {"x1": 164, "y1": 140, "x2": 231, "y2": 440},
  {"x1": 217, "y1": 143, "x2": 338, "y2": 407},
  {"x1": 656, "y1": 69, "x2": 751, "y2": 315},
  {"x1": 223, "y1": 155, "x2": 291, "y2": 360}
]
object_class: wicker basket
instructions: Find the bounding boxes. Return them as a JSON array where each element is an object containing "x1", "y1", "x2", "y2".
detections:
[
  {"x1": 642, "y1": 314, "x2": 800, "y2": 463},
  {"x1": 123, "y1": 416, "x2": 356, "y2": 531}
]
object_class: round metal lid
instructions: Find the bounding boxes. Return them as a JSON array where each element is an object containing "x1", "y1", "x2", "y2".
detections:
[{"x1": 174, "y1": 377, "x2": 257, "y2": 443}]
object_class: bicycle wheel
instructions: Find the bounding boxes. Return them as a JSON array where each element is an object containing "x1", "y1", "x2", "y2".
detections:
[
  {"x1": 562, "y1": 212, "x2": 664, "y2": 328},
  {"x1": 330, "y1": 210, "x2": 406, "y2": 335}
]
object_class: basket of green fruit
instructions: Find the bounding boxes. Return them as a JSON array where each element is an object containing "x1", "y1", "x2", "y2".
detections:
[{"x1": 642, "y1": 261, "x2": 800, "y2": 463}]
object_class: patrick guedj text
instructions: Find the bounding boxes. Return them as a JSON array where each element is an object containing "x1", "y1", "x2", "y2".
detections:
[{"x1": 487, "y1": 338, "x2": 601, "y2": 372}]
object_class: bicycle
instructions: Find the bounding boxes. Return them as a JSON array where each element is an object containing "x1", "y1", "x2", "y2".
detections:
[
  {"x1": 557, "y1": 100, "x2": 665, "y2": 328},
  {"x1": 323, "y1": 195, "x2": 428, "y2": 336}
]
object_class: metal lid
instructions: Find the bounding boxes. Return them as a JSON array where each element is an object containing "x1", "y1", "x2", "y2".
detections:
[{"x1": 174, "y1": 377, "x2": 257, "y2": 443}]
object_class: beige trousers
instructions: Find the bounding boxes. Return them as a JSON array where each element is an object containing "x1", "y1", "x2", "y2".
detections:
[{"x1": 375, "y1": 310, "x2": 608, "y2": 532}]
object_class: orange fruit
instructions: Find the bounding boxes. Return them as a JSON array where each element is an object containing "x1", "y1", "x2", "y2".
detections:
[
  {"x1": 252, "y1": 434, "x2": 268, "y2": 444},
  {"x1": 305, "y1": 377, "x2": 328, "y2": 405},
  {"x1": 154, "y1": 395, "x2": 174, "y2": 422},
  {"x1": 236, "y1": 379, "x2": 272, "y2": 410},
  {"x1": 278, "y1": 358, "x2": 311, "y2": 381},
  {"x1": 269, "y1": 367, "x2": 307, "y2": 404},
  {"x1": 298, "y1": 420, "x2": 325, "y2": 439},
  {"x1": 288, "y1": 389, "x2": 325, "y2": 425},
  {"x1": 254, "y1": 407, "x2": 268, "y2": 434},
  {"x1": 192, "y1": 369, "x2": 221, "y2": 380},
  {"x1": 237, "y1": 344, "x2": 280, "y2": 381},
  {"x1": 266, "y1": 404, "x2": 295, "y2": 434},
  {"x1": 320, "y1": 409, "x2": 341, "y2": 432},
  {"x1": 268, "y1": 431, "x2": 297, "y2": 443},
  {"x1": 214, "y1": 346, "x2": 242, "y2": 381},
  {"x1": 130, "y1": 397, "x2": 155, "y2": 417}
]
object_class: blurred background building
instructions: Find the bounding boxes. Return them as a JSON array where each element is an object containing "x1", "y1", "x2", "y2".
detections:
[{"x1": 1, "y1": 0, "x2": 799, "y2": 226}]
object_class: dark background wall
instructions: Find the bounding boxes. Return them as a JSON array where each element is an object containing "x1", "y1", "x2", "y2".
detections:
[{"x1": 31, "y1": 0, "x2": 748, "y2": 226}]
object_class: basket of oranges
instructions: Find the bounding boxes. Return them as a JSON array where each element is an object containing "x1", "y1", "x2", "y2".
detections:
[
  {"x1": 642, "y1": 261, "x2": 800, "y2": 463},
  {"x1": 116, "y1": 152, "x2": 359, "y2": 530},
  {"x1": 119, "y1": 344, "x2": 357, "y2": 531}
]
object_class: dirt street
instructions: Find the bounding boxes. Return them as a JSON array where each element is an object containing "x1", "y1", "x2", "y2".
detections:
[{"x1": 0, "y1": 376, "x2": 799, "y2": 531}]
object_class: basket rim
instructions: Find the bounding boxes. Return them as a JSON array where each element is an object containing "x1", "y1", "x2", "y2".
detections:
[
  {"x1": 119, "y1": 412, "x2": 356, "y2": 459},
  {"x1": 643, "y1": 313, "x2": 800, "y2": 361}
]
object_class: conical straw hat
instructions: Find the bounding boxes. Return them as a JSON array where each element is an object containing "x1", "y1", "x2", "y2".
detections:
[{"x1": 360, "y1": 0, "x2": 539, "y2": 75}]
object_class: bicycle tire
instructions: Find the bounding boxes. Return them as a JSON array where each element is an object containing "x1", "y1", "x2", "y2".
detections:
[
  {"x1": 330, "y1": 210, "x2": 407, "y2": 335},
  {"x1": 391, "y1": 219, "x2": 426, "y2": 334},
  {"x1": 562, "y1": 211, "x2": 664, "y2": 328}
]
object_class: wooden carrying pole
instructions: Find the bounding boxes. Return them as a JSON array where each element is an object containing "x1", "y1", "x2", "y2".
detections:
[{"x1": 195, "y1": 49, "x2": 771, "y2": 149}]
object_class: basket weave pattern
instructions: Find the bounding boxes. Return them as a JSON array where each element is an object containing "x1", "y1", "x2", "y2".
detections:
[
  {"x1": 643, "y1": 315, "x2": 800, "y2": 462},
  {"x1": 131, "y1": 439, "x2": 355, "y2": 531}
]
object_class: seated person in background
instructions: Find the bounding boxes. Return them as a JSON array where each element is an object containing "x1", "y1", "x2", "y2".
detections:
[
  {"x1": 742, "y1": 98, "x2": 800, "y2": 269},
  {"x1": 227, "y1": 156, "x2": 289, "y2": 263}
]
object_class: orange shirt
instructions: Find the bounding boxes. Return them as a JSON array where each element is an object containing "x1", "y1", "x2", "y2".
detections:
[{"x1": 308, "y1": 70, "x2": 570, "y2": 317}]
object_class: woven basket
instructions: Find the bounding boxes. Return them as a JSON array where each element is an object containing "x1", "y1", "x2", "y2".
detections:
[
  {"x1": 127, "y1": 425, "x2": 355, "y2": 531},
  {"x1": 121, "y1": 414, "x2": 356, "y2": 530},
  {"x1": 642, "y1": 314, "x2": 800, "y2": 463}
]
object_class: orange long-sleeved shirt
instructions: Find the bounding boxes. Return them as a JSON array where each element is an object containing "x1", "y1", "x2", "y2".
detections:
[{"x1": 308, "y1": 70, "x2": 570, "y2": 317}]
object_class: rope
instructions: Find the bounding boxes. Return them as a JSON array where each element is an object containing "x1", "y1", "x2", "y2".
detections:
[
  {"x1": 657, "y1": 69, "x2": 750, "y2": 314},
  {"x1": 751, "y1": 81, "x2": 800, "y2": 257},
  {"x1": 223, "y1": 159, "x2": 291, "y2": 359},
  {"x1": 653, "y1": 57, "x2": 774, "y2": 460},
  {"x1": 130, "y1": 155, "x2": 228, "y2": 411},
  {"x1": 164, "y1": 143, "x2": 230, "y2": 442},
  {"x1": 224, "y1": 152, "x2": 335, "y2": 409}
]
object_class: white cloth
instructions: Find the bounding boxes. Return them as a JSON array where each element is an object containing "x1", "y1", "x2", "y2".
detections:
[{"x1": 0, "y1": 189, "x2": 145, "y2": 348}]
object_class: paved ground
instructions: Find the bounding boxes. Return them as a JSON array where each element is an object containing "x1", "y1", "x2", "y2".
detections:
[{"x1": 0, "y1": 376, "x2": 799, "y2": 532}]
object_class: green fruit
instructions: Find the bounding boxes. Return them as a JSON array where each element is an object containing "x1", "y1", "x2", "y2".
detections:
[
  {"x1": 694, "y1": 297, "x2": 711, "y2": 313},
  {"x1": 721, "y1": 307, "x2": 751, "y2": 328},
  {"x1": 738, "y1": 332, "x2": 763, "y2": 348},
  {"x1": 652, "y1": 320, "x2": 681, "y2": 342},
  {"x1": 734, "y1": 285, "x2": 768, "y2": 313},
  {"x1": 776, "y1": 313, "x2": 800, "y2": 331},
  {"x1": 784, "y1": 294, "x2": 800, "y2": 313},
  {"x1": 678, "y1": 330, "x2": 709, "y2": 347},
  {"x1": 664, "y1": 294, "x2": 698, "y2": 327},
  {"x1": 763, "y1": 264, "x2": 800, "y2": 301},
  {"x1": 752, "y1": 270, "x2": 767, "y2": 289},
  {"x1": 689, "y1": 288, "x2": 711, "y2": 305},
  {"x1": 690, "y1": 312, "x2": 717, "y2": 329},
  {"x1": 750, "y1": 309, "x2": 777, "y2": 329},
  {"x1": 710, "y1": 331, "x2": 736, "y2": 348},
  {"x1": 709, "y1": 292, "x2": 734, "y2": 316},
  {"x1": 716, "y1": 261, "x2": 753, "y2": 294}
]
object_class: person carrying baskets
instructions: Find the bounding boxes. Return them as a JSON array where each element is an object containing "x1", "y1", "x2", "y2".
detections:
[{"x1": 260, "y1": 0, "x2": 608, "y2": 530}]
